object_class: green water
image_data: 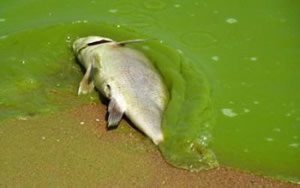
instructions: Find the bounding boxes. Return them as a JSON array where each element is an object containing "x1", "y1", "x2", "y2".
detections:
[{"x1": 1, "y1": 0, "x2": 299, "y2": 182}]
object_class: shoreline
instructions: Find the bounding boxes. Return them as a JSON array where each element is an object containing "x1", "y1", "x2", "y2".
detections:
[{"x1": 0, "y1": 103, "x2": 299, "y2": 187}]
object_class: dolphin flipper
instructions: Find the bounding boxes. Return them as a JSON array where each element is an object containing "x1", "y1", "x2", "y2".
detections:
[
  {"x1": 107, "y1": 97, "x2": 124, "y2": 129},
  {"x1": 78, "y1": 63, "x2": 95, "y2": 95}
]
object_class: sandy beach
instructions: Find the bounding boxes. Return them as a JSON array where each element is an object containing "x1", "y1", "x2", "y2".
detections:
[{"x1": 1, "y1": 103, "x2": 298, "y2": 187}]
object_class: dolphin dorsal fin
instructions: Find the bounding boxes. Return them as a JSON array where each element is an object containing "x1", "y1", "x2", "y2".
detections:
[{"x1": 116, "y1": 39, "x2": 147, "y2": 46}]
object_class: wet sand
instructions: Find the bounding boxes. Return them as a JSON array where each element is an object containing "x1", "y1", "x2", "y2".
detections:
[{"x1": 0, "y1": 103, "x2": 299, "y2": 187}]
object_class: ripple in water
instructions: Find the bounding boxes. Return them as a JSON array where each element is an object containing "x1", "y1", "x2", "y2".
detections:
[
  {"x1": 143, "y1": 0, "x2": 167, "y2": 10},
  {"x1": 110, "y1": 2, "x2": 136, "y2": 14},
  {"x1": 117, "y1": 14, "x2": 157, "y2": 29},
  {"x1": 181, "y1": 31, "x2": 218, "y2": 48}
]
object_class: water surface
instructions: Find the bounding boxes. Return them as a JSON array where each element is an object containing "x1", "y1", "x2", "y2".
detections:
[{"x1": 0, "y1": 0, "x2": 299, "y2": 182}]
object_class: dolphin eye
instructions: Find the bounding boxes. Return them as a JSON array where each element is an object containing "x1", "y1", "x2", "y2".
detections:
[
  {"x1": 104, "y1": 84, "x2": 111, "y2": 98},
  {"x1": 87, "y1": 39, "x2": 112, "y2": 46}
]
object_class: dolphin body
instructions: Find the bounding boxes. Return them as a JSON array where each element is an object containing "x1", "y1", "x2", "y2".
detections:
[{"x1": 73, "y1": 36, "x2": 168, "y2": 145}]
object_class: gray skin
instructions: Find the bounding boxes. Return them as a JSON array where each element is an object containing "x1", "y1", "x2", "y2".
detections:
[{"x1": 73, "y1": 36, "x2": 168, "y2": 145}]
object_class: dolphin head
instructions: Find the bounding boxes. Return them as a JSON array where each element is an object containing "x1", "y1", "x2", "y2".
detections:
[{"x1": 73, "y1": 36, "x2": 113, "y2": 55}]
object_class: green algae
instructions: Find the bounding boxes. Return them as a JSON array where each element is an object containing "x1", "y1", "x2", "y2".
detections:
[
  {"x1": 0, "y1": 26, "x2": 93, "y2": 120},
  {"x1": 1, "y1": 0, "x2": 300, "y2": 183},
  {"x1": 139, "y1": 42, "x2": 218, "y2": 170}
]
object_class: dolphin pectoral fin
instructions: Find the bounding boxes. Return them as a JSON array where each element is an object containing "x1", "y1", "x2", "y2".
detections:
[
  {"x1": 78, "y1": 80, "x2": 94, "y2": 95},
  {"x1": 78, "y1": 63, "x2": 95, "y2": 95},
  {"x1": 107, "y1": 98, "x2": 124, "y2": 129}
]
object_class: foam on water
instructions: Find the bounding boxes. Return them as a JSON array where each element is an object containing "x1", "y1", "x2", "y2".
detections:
[
  {"x1": 226, "y1": 18, "x2": 238, "y2": 24},
  {"x1": 221, "y1": 108, "x2": 238, "y2": 117}
]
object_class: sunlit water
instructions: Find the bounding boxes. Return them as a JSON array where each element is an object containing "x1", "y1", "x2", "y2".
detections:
[{"x1": 0, "y1": 0, "x2": 299, "y2": 182}]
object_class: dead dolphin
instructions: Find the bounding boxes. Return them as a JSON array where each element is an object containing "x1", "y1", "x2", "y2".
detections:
[{"x1": 73, "y1": 36, "x2": 168, "y2": 145}]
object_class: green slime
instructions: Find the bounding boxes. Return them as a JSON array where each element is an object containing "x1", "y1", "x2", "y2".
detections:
[{"x1": 1, "y1": 0, "x2": 299, "y2": 182}]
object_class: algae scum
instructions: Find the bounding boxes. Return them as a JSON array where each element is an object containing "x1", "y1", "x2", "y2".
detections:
[{"x1": 1, "y1": 0, "x2": 300, "y2": 183}]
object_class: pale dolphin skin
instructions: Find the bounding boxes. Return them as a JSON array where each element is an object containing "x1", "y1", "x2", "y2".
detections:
[{"x1": 73, "y1": 36, "x2": 168, "y2": 145}]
